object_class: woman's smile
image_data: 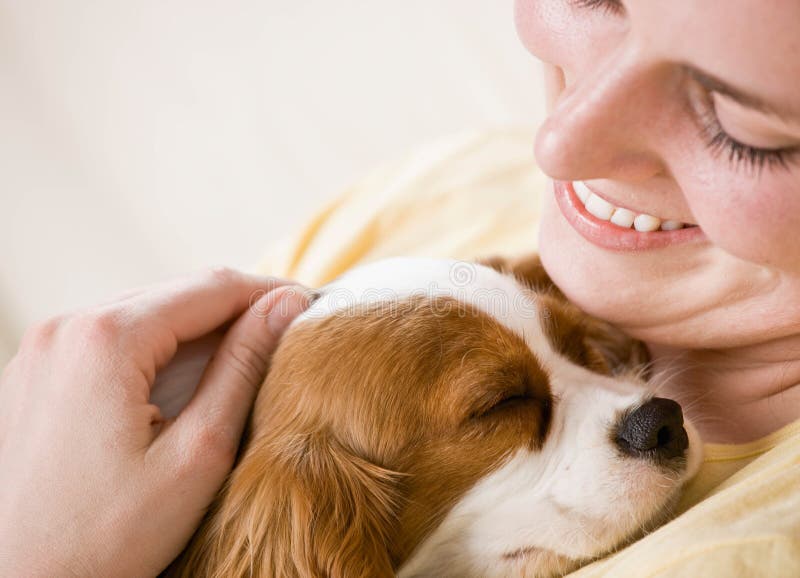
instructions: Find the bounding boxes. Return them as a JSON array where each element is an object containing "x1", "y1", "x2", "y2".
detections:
[{"x1": 554, "y1": 180, "x2": 707, "y2": 251}]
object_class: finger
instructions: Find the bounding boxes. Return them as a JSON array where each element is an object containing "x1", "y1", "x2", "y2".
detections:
[
  {"x1": 113, "y1": 268, "x2": 291, "y2": 372},
  {"x1": 149, "y1": 332, "x2": 223, "y2": 419},
  {"x1": 170, "y1": 284, "x2": 310, "y2": 468},
  {"x1": 129, "y1": 268, "x2": 290, "y2": 340},
  {"x1": 98, "y1": 281, "x2": 232, "y2": 311}
]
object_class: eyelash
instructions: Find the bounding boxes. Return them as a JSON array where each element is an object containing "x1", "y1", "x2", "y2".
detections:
[
  {"x1": 572, "y1": 0, "x2": 623, "y2": 14},
  {"x1": 573, "y1": 0, "x2": 797, "y2": 175},
  {"x1": 699, "y1": 111, "x2": 794, "y2": 174}
]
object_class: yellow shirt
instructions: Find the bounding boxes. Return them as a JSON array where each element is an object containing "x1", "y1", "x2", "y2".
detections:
[{"x1": 257, "y1": 129, "x2": 800, "y2": 577}]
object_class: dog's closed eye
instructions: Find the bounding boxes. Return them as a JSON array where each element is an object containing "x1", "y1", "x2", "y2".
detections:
[{"x1": 469, "y1": 381, "x2": 548, "y2": 421}]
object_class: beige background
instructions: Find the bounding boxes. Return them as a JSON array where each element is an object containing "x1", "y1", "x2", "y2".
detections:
[{"x1": 0, "y1": 1, "x2": 545, "y2": 365}]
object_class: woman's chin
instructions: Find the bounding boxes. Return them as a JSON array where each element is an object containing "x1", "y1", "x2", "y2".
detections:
[
  {"x1": 537, "y1": 185, "x2": 708, "y2": 343},
  {"x1": 537, "y1": 189, "x2": 638, "y2": 322}
]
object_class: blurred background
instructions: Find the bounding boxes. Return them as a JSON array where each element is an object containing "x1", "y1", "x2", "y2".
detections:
[{"x1": 0, "y1": 1, "x2": 545, "y2": 364}]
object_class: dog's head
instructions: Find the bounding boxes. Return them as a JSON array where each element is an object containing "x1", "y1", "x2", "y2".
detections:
[{"x1": 175, "y1": 257, "x2": 701, "y2": 578}]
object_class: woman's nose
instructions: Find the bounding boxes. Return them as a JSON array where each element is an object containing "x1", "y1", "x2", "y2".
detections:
[{"x1": 534, "y1": 50, "x2": 673, "y2": 184}]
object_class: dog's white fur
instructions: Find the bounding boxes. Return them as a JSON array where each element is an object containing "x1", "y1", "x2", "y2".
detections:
[{"x1": 298, "y1": 257, "x2": 702, "y2": 576}]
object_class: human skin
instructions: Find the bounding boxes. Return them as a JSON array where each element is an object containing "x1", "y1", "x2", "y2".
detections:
[
  {"x1": 2, "y1": 3, "x2": 798, "y2": 575},
  {"x1": 514, "y1": 0, "x2": 800, "y2": 443},
  {"x1": 0, "y1": 269, "x2": 309, "y2": 577}
]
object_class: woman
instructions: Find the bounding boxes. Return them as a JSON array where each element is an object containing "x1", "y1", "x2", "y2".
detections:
[{"x1": 1, "y1": 1, "x2": 798, "y2": 576}]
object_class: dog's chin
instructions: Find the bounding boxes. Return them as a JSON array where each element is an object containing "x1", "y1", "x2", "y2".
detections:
[
  {"x1": 502, "y1": 546, "x2": 581, "y2": 578},
  {"x1": 500, "y1": 426, "x2": 703, "y2": 578},
  {"x1": 586, "y1": 429, "x2": 703, "y2": 561},
  {"x1": 493, "y1": 494, "x2": 680, "y2": 578},
  {"x1": 416, "y1": 488, "x2": 689, "y2": 578}
]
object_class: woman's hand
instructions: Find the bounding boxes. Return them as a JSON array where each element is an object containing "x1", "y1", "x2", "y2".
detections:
[{"x1": 0, "y1": 268, "x2": 310, "y2": 577}]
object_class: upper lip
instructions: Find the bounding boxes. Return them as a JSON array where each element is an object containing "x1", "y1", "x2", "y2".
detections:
[{"x1": 576, "y1": 181, "x2": 698, "y2": 226}]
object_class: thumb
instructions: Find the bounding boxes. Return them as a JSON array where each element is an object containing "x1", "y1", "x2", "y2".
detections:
[{"x1": 173, "y1": 284, "x2": 311, "y2": 467}]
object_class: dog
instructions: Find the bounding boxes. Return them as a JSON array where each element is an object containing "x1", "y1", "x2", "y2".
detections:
[{"x1": 169, "y1": 255, "x2": 701, "y2": 578}]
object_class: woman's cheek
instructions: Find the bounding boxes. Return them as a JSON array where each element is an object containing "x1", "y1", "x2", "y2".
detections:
[{"x1": 687, "y1": 172, "x2": 800, "y2": 271}]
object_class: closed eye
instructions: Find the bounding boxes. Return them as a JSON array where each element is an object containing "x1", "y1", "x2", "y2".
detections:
[
  {"x1": 571, "y1": 0, "x2": 624, "y2": 15},
  {"x1": 470, "y1": 389, "x2": 542, "y2": 420},
  {"x1": 463, "y1": 362, "x2": 552, "y2": 429},
  {"x1": 490, "y1": 393, "x2": 533, "y2": 412},
  {"x1": 467, "y1": 385, "x2": 554, "y2": 450}
]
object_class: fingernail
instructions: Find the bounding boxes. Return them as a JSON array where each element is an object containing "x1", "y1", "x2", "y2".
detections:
[{"x1": 265, "y1": 285, "x2": 311, "y2": 335}]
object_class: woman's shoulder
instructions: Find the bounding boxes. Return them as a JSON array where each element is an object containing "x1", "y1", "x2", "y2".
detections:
[{"x1": 569, "y1": 420, "x2": 800, "y2": 578}]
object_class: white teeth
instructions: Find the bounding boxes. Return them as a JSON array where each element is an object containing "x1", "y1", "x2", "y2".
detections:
[
  {"x1": 660, "y1": 220, "x2": 684, "y2": 231},
  {"x1": 572, "y1": 181, "x2": 689, "y2": 232},
  {"x1": 585, "y1": 193, "x2": 616, "y2": 221},
  {"x1": 573, "y1": 180, "x2": 593, "y2": 203},
  {"x1": 633, "y1": 214, "x2": 662, "y2": 232},
  {"x1": 610, "y1": 207, "x2": 636, "y2": 228}
]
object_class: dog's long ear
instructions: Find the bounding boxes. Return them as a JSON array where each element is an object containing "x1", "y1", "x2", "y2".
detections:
[
  {"x1": 477, "y1": 253, "x2": 562, "y2": 296},
  {"x1": 580, "y1": 316, "x2": 650, "y2": 376},
  {"x1": 172, "y1": 431, "x2": 402, "y2": 578},
  {"x1": 537, "y1": 292, "x2": 650, "y2": 376},
  {"x1": 479, "y1": 254, "x2": 649, "y2": 375}
]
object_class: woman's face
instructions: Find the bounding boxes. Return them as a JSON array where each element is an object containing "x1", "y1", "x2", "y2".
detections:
[{"x1": 515, "y1": 0, "x2": 800, "y2": 349}]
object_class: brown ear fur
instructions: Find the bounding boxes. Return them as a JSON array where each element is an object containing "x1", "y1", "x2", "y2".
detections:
[
  {"x1": 477, "y1": 253, "x2": 561, "y2": 296},
  {"x1": 580, "y1": 315, "x2": 650, "y2": 375},
  {"x1": 479, "y1": 253, "x2": 649, "y2": 374},
  {"x1": 171, "y1": 430, "x2": 402, "y2": 578},
  {"x1": 538, "y1": 293, "x2": 650, "y2": 375}
]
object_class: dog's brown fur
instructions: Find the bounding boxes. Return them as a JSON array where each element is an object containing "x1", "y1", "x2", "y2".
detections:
[{"x1": 169, "y1": 255, "x2": 646, "y2": 578}]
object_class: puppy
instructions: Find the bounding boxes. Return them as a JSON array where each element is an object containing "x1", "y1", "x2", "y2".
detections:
[{"x1": 170, "y1": 255, "x2": 701, "y2": 578}]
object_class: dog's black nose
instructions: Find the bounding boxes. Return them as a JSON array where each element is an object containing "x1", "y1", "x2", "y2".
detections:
[{"x1": 616, "y1": 397, "x2": 688, "y2": 460}]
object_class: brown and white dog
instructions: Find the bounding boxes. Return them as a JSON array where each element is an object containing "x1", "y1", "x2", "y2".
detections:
[{"x1": 169, "y1": 255, "x2": 701, "y2": 578}]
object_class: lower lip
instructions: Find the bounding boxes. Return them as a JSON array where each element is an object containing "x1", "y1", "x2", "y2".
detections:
[{"x1": 554, "y1": 181, "x2": 706, "y2": 251}]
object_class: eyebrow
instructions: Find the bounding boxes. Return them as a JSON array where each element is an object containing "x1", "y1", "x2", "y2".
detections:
[{"x1": 687, "y1": 66, "x2": 796, "y2": 123}]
